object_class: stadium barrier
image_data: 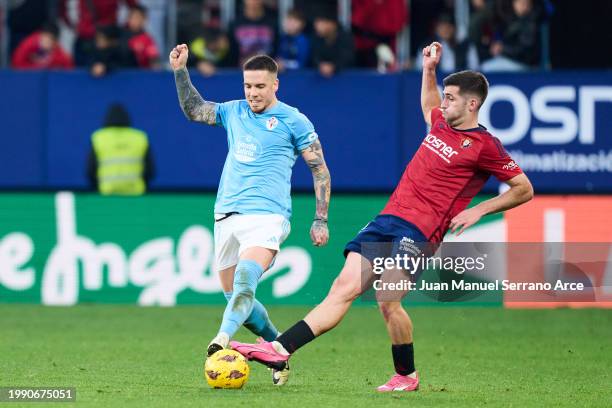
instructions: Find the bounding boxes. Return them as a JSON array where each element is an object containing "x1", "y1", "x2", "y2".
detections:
[
  {"x1": 0, "y1": 71, "x2": 611, "y2": 192},
  {"x1": 1, "y1": 193, "x2": 610, "y2": 307}
]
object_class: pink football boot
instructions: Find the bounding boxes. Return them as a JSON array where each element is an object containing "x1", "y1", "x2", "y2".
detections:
[
  {"x1": 230, "y1": 340, "x2": 290, "y2": 371},
  {"x1": 376, "y1": 372, "x2": 419, "y2": 392}
]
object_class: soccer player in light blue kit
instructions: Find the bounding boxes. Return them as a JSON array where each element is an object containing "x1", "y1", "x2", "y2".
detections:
[{"x1": 170, "y1": 44, "x2": 331, "y2": 385}]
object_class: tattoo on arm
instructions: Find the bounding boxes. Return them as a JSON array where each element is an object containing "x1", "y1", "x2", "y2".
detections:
[
  {"x1": 174, "y1": 67, "x2": 217, "y2": 124},
  {"x1": 302, "y1": 140, "x2": 331, "y2": 220}
]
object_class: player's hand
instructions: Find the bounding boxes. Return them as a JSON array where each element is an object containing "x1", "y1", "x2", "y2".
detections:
[
  {"x1": 422, "y1": 42, "x2": 442, "y2": 71},
  {"x1": 169, "y1": 44, "x2": 189, "y2": 71},
  {"x1": 91, "y1": 62, "x2": 106, "y2": 77},
  {"x1": 310, "y1": 219, "x2": 329, "y2": 247},
  {"x1": 449, "y1": 207, "x2": 485, "y2": 236},
  {"x1": 318, "y1": 62, "x2": 335, "y2": 78}
]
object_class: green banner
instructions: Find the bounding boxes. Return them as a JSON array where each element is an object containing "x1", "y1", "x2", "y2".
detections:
[{"x1": 0, "y1": 193, "x2": 499, "y2": 305}]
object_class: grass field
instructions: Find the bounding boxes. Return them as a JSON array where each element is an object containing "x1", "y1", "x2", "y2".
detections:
[{"x1": 1, "y1": 305, "x2": 611, "y2": 407}]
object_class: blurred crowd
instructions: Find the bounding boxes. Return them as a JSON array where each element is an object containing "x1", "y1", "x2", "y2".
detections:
[{"x1": 5, "y1": 0, "x2": 553, "y2": 77}]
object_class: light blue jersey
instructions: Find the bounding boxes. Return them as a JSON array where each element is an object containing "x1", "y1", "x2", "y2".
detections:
[{"x1": 214, "y1": 100, "x2": 318, "y2": 219}]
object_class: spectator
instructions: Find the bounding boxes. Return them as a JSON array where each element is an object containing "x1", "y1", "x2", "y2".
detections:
[
  {"x1": 177, "y1": 0, "x2": 210, "y2": 45},
  {"x1": 482, "y1": 0, "x2": 541, "y2": 71},
  {"x1": 228, "y1": 0, "x2": 278, "y2": 66},
  {"x1": 87, "y1": 103, "x2": 154, "y2": 195},
  {"x1": 352, "y1": 0, "x2": 408, "y2": 69},
  {"x1": 188, "y1": 29, "x2": 232, "y2": 76},
  {"x1": 415, "y1": 14, "x2": 478, "y2": 72},
  {"x1": 277, "y1": 9, "x2": 310, "y2": 71},
  {"x1": 60, "y1": 0, "x2": 139, "y2": 67},
  {"x1": 469, "y1": 0, "x2": 496, "y2": 63},
  {"x1": 7, "y1": 0, "x2": 52, "y2": 56},
  {"x1": 90, "y1": 25, "x2": 137, "y2": 77},
  {"x1": 123, "y1": 5, "x2": 161, "y2": 69},
  {"x1": 409, "y1": 0, "x2": 452, "y2": 60},
  {"x1": 311, "y1": 10, "x2": 354, "y2": 77},
  {"x1": 293, "y1": 0, "x2": 337, "y2": 25},
  {"x1": 12, "y1": 23, "x2": 74, "y2": 70}
]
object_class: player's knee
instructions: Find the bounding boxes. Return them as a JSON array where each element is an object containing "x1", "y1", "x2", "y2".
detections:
[
  {"x1": 378, "y1": 301, "x2": 403, "y2": 322},
  {"x1": 329, "y1": 273, "x2": 361, "y2": 302}
]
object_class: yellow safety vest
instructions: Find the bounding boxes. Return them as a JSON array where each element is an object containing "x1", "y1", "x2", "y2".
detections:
[{"x1": 91, "y1": 127, "x2": 149, "y2": 195}]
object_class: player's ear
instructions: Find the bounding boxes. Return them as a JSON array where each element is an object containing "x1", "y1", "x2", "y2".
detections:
[
  {"x1": 273, "y1": 77, "x2": 279, "y2": 92},
  {"x1": 469, "y1": 97, "x2": 478, "y2": 112}
]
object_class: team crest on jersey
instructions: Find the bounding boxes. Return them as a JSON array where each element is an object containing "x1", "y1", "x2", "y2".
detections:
[
  {"x1": 461, "y1": 137, "x2": 473, "y2": 149},
  {"x1": 266, "y1": 117, "x2": 278, "y2": 130}
]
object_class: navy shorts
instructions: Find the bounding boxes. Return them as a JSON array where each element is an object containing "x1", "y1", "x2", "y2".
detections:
[{"x1": 344, "y1": 214, "x2": 429, "y2": 263}]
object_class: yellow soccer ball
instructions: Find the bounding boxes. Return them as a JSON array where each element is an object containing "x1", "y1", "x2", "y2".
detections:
[{"x1": 204, "y1": 349, "x2": 250, "y2": 389}]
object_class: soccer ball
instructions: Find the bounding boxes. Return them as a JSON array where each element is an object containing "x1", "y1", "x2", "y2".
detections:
[{"x1": 204, "y1": 349, "x2": 250, "y2": 389}]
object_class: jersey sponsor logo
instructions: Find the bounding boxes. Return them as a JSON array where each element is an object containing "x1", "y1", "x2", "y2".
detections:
[
  {"x1": 234, "y1": 135, "x2": 262, "y2": 163},
  {"x1": 422, "y1": 134, "x2": 459, "y2": 163},
  {"x1": 307, "y1": 132, "x2": 318, "y2": 142},
  {"x1": 461, "y1": 137, "x2": 473, "y2": 149},
  {"x1": 503, "y1": 160, "x2": 519, "y2": 170},
  {"x1": 266, "y1": 117, "x2": 278, "y2": 130}
]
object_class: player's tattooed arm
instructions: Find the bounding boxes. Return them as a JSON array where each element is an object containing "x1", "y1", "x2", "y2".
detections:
[
  {"x1": 174, "y1": 67, "x2": 217, "y2": 125},
  {"x1": 301, "y1": 139, "x2": 331, "y2": 247}
]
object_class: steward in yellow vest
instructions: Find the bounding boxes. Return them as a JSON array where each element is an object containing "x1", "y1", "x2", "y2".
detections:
[{"x1": 87, "y1": 104, "x2": 154, "y2": 195}]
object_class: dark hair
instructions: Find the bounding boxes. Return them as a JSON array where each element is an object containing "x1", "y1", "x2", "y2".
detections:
[
  {"x1": 436, "y1": 13, "x2": 455, "y2": 25},
  {"x1": 243, "y1": 54, "x2": 278, "y2": 73},
  {"x1": 104, "y1": 103, "x2": 131, "y2": 127},
  {"x1": 287, "y1": 8, "x2": 305, "y2": 22},
  {"x1": 443, "y1": 70, "x2": 489, "y2": 107},
  {"x1": 129, "y1": 4, "x2": 147, "y2": 16},
  {"x1": 314, "y1": 6, "x2": 338, "y2": 22},
  {"x1": 40, "y1": 22, "x2": 59, "y2": 38}
]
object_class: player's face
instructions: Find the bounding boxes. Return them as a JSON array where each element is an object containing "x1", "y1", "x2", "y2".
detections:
[
  {"x1": 441, "y1": 86, "x2": 477, "y2": 127},
  {"x1": 243, "y1": 70, "x2": 279, "y2": 113}
]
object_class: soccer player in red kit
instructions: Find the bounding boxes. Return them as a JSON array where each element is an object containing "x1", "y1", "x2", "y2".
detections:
[{"x1": 231, "y1": 42, "x2": 534, "y2": 390}]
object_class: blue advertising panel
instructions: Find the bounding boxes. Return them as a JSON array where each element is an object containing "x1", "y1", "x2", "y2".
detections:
[
  {"x1": 479, "y1": 72, "x2": 612, "y2": 192},
  {"x1": 0, "y1": 70, "x2": 610, "y2": 192},
  {"x1": 0, "y1": 71, "x2": 46, "y2": 187}
]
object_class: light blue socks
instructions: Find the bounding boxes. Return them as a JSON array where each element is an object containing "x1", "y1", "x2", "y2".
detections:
[{"x1": 219, "y1": 260, "x2": 279, "y2": 341}]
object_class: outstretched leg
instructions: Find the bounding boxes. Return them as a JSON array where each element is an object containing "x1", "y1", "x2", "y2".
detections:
[{"x1": 230, "y1": 252, "x2": 376, "y2": 362}]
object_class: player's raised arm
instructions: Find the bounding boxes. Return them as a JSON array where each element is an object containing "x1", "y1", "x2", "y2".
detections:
[
  {"x1": 301, "y1": 139, "x2": 331, "y2": 247},
  {"x1": 421, "y1": 42, "x2": 443, "y2": 126},
  {"x1": 170, "y1": 44, "x2": 217, "y2": 125}
]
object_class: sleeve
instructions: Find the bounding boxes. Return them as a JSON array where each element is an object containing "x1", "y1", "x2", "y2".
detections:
[
  {"x1": 215, "y1": 100, "x2": 237, "y2": 128},
  {"x1": 291, "y1": 113, "x2": 318, "y2": 151},
  {"x1": 430, "y1": 107, "x2": 444, "y2": 124},
  {"x1": 478, "y1": 136, "x2": 523, "y2": 181},
  {"x1": 55, "y1": 48, "x2": 74, "y2": 69},
  {"x1": 11, "y1": 35, "x2": 36, "y2": 68}
]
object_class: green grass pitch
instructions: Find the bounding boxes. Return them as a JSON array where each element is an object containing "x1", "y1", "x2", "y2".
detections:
[{"x1": 2, "y1": 305, "x2": 611, "y2": 407}]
